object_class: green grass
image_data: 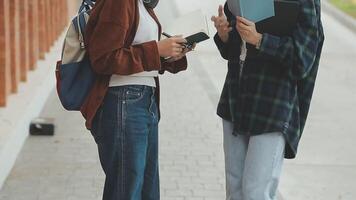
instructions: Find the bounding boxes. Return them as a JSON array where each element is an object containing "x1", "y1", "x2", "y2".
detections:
[{"x1": 330, "y1": 0, "x2": 356, "y2": 18}]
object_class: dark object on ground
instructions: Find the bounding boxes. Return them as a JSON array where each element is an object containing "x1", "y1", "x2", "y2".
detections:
[{"x1": 30, "y1": 118, "x2": 55, "y2": 136}]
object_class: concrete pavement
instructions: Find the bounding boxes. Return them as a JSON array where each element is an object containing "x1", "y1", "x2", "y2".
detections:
[{"x1": 1, "y1": 0, "x2": 356, "y2": 200}]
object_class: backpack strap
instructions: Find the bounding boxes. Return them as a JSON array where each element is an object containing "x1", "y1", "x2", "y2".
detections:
[
  {"x1": 79, "y1": 0, "x2": 95, "y2": 13},
  {"x1": 78, "y1": 13, "x2": 87, "y2": 48},
  {"x1": 84, "y1": 0, "x2": 95, "y2": 7},
  {"x1": 70, "y1": 12, "x2": 87, "y2": 49},
  {"x1": 70, "y1": 0, "x2": 94, "y2": 50}
]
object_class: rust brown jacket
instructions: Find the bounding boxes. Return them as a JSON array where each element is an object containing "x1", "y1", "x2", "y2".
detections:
[{"x1": 81, "y1": 0, "x2": 188, "y2": 129}]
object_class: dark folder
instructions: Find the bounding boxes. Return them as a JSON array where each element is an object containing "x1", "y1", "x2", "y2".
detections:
[{"x1": 256, "y1": 0, "x2": 300, "y2": 36}]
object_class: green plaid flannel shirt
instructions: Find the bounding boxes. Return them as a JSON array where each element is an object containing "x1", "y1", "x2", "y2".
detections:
[{"x1": 214, "y1": 0, "x2": 324, "y2": 158}]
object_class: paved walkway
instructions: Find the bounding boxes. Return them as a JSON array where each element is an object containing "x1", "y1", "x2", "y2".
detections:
[
  {"x1": 0, "y1": 59, "x2": 226, "y2": 200},
  {"x1": 1, "y1": 0, "x2": 356, "y2": 200}
]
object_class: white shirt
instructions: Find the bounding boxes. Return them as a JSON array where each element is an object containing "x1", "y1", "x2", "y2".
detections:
[{"x1": 109, "y1": 0, "x2": 159, "y2": 87}]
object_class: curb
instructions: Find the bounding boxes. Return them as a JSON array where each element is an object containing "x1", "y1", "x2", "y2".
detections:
[{"x1": 322, "y1": 0, "x2": 356, "y2": 34}]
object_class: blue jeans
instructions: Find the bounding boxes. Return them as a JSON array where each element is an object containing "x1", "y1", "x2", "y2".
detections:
[
  {"x1": 223, "y1": 120, "x2": 285, "y2": 200},
  {"x1": 91, "y1": 85, "x2": 160, "y2": 200}
]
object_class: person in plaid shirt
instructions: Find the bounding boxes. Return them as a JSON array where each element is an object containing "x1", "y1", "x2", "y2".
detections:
[{"x1": 211, "y1": 0, "x2": 324, "y2": 199}]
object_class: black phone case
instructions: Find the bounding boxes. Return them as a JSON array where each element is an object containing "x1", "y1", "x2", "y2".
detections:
[{"x1": 185, "y1": 32, "x2": 210, "y2": 45}]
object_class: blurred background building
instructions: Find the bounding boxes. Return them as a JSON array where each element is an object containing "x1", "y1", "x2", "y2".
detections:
[
  {"x1": 0, "y1": 0, "x2": 81, "y2": 106},
  {"x1": 0, "y1": 0, "x2": 80, "y2": 189}
]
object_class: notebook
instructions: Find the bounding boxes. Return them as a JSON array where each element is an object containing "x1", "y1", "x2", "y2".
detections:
[
  {"x1": 227, "y1": 0, "x2": 275, "y2": 22},
  {"x1": 228, "y1": 1, "x2": 300, "y2": 36}
]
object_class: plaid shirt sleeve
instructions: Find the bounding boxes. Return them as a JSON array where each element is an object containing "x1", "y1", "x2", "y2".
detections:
[
  {"x1": 214, "y1": 30, "x2": 242, "y2": 61},
  {"x1": 259, "y1": 0, "x2": 320, "y2": 80}
]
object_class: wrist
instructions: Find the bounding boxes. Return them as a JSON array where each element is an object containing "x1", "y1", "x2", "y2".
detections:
[
  {"x1": 218, "y1": 33, "x2": 229, "y2": 43},
  {"x1": 157, "y1": 41, "x2": 166, "y2": 57}
]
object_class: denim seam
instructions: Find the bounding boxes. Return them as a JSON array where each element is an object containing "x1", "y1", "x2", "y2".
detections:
[
  {"x1": 149, "y1": 88, "x2": 156, "y2": 123},
  {"x1": 119, "y1": 94, "x2": 126, "y2": 198}
]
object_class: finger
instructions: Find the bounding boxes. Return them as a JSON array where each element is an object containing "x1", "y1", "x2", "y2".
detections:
[
  {"x1": 173, "y1": 35, "x2": 183, "y2": 38},
  {"x1": 211, "y1": 16, "x2": 217, "y2": 22},
  {"x1": 223, "y1": 26, "x2": 233, "y2": 32},
  {"x1": 222, "y1": 21, "x2": 230, "y2": 27},
  {"x1": 221, "y1": 24, "x2": 230, "y2": 31},
  {"x1": 240, "y1": 30, "x2": 249, "y2": 37},
  {"x1": 217, "y1": 18, "x2": 225, "y2": 25},
  {"x1": 173, "y1": 46, "x2": 182, "y2": 51},
  {"x1": 237, "y1": 22, "x2": 250, "y2": 31},
  {"x1": 172, "y1": 43, "x2": 182, "y2": 48},
  {"x1": 172, "y1": 52, "x2": 181, "y2": 57},
  {"x1": 217, "y1": 21, "x2": 229, "y2": 28},
  {"x1": 218, "y1": 5, "x2": 224, "y2": 17},
  {"x1": 182, "y1": 47, "x2": 190, "y2": 54},
  {"x1": 236, "y1": 28, "x2": 246, "y2": 37},
  {"x1": 173, "y1": 37, "x2": 187, "y2": 44},
  {"x1": 216, "y1": 21, "x2": 227, "y2": 30},
  {"x1": 174, "y1": 47, "x2": 184, "y2": 53},
  {"x1": 237, "y1": 16, "x2": 254, "y2": 26}
]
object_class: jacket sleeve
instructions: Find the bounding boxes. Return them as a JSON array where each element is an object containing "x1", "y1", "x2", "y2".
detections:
[
  {"x1": 87, "y1": 20, "x2": 161, "y2": 75},
  {"x1": 258, "y1": 0, "x2": 321, "y2": 80},
  {"x1": 214, "y1": 29, "x2": 242, "y2": 61},
  {"x1": 159, "y1": 57, "x2": 188, "y2": 74}
]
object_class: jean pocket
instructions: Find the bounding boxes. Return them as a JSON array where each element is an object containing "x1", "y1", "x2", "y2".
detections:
[{"x1": 125, "y1": 85, "x2": 145, "y2": 102}]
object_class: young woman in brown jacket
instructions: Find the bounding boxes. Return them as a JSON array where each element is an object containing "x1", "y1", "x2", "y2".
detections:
[{"x1": 83, "y1": 0, "x2": 191, "y2": 199}]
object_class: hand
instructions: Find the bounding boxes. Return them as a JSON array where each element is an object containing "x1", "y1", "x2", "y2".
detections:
[
  {"x1": 165, "y1": 43, "x2": 196, "y2": 63},
  {"x1": 211, "y1": 5, "x2": 233, "y2": 43},
  {"x1": 236, "y1": 16, "x2": 262, "y2": 46},
  {"x1": 157, "y1": 36, "x2": 187, "y2": 58}
]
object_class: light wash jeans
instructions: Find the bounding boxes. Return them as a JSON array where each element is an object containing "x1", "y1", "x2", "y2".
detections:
[{"x1": 223, "y1": 120, "x2": 285, "y2": 200}]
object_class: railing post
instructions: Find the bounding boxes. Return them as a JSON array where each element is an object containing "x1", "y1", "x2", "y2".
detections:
[
  {"x1": 63, "y1": 0, "x2": 69, "y2": 29},
  {"x1": 44, "y1": 0, "x2": 51, "y2": 52},
  {"x1": 28, "y1": 0, "x2": 39, "y2": 70},
  {"x1": 19, "y1": 0, "x2": 29, "y2": 82},
  {"x1": 38, "y1": 0, "x2": 47, "y2": 59},
  {"x1": 48, "y1": 0, "x2": 55, "y2": 47},
  {"x1": 0, "y1": 0, "x2": 10, "y2": 106},
  {"x1": 9, "y1": 0, "x2": 20, "y2": 93}
]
